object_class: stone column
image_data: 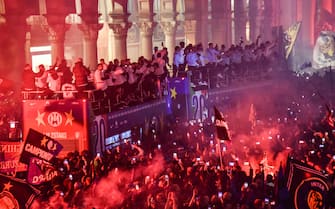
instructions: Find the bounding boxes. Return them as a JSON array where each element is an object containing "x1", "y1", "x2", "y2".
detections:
[
  {"x1": 109, "y1": 22, "x2": 132, "y2": 60},
  {"x1": 248, "y1": 0, "x2": 259, "y2": 42},
  {"x1": 199, "y1": 0, "x2": 209, "y2": 46},
  {"x1": 211, "y1": 0, "x2": 226, "y2": 46},
  {"x1": 78, "y1": 23, "x2": 103, "y2": 70},
  {"x1": 136, "y1": 0, "x2": 155, "y2": 60},
  {"x1": 108, "y1": 12, "x2": 132, "y2": 60},
  {"x1": 272, "y1": 0, "x2": 281, "y2": 27},
  {"x1": 161, "y1": 21, "x2": 176, "y2": 66},
  {"x1": 262, "y1": 0, "x2": 273, "y2": 41},
  {"x1": 48, "y1": 23, "x2": 67, "y2": 63},
  {"x1": 25, "y1": 32, "x2": 32, "y2": 65},
  {"x1": 183, "y1": 0, "x2": 200, "y2": 45},
  {"x1": 223, "y1": 0, "x2": 232, "y2": 46},
  {"x1": 234, "y1": 0, "x2": 247, "y2": 44},
  {"x1": 159, "y1": 0, "x2": 177, "y2": 64},
  {"x1": 183, "y1": 20, "x2": 197, "y2": 45},
  {"x1": 138, "y1": 21, "x2": 155, "y2": 60},
  {"x1": 280, "y1": 0, "x2": 297, "y2": 29},
  {"x1": 45, "y1": 13, "x2": 71, "y2": 64},
  {"x1": 301, "y1": 0, "x2": 314, "y2": 47}
]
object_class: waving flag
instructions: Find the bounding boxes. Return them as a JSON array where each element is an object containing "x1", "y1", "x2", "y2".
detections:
[
  {"x1": 313, "y1": 31, "x2": 335, "y2": 69},
  {"x1": 0, "y1": 141, "x2": 27, "y2": 174},
  {"x1": 286, "y1": 158, "x2": 329, "y2": 209},
  {"x1": 27, "y1": 157, "x2": 59, "y2": 185},
  {"x1": 284, "y1": 22, "x2": 301, "y2": 59},
  {"x1": 20, "y1": 129, "x2": 63, "y2": 165},
  {"x1": 167, "y1": 77, "x2": 191, "y2": 120},
  {"x1": 0, "y1": 173, "x2": 40, "y2": 209},
  {"x1": 214, "y1": 106, "x2": 230, "y2": 141}
]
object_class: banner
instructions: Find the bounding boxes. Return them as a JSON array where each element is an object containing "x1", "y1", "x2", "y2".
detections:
[
  {"x1": 214, "y1": 106, "x2": 230, "y2": 141},
  {"x1": 22, "y1": 99, "x2": 89, "y2": 155},
  {"x1": 166, "y1": 77, "x2": 191, "y2": 120},
  {"x1": 27, "y1": 157, "x2": 58, "y2": 185},
  {"x1": 0, "y1": 172, "x2": 40, "y2": 209},
  {"x1": 286, "y1": 159, "x2": 329, "y2": 209},
  {"x1": 0, "y1": 141, "x2": 27, "y2": 173},
  {"x1": 284, "y1": 22, "x2": 301, "y2": 59},
  {"x1": 313, "y1": 31, "x2": 335, "y2": 69},
  {"x1": 191, "y1": 88, "x2": 209, "y2": 122},
  {"x1": 20, "y1": 129, "x2": 63, "y2": 164}
]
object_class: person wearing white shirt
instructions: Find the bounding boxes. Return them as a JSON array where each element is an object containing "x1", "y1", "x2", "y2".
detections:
[
  {"x1": 205, "y1": 43, "x2": 220, "y2": 65},
  {"x1": 173, "y1": 46, "x2": 185, "y2": 77},
  {"x1": 186, "y1": 46, "x2": 202, "y2": 85},
  {"x1": 47, "y1": 69, "x2": 61, "y2": 92},
  {"x1": 99, "y1": 58, "x2": 108, "y2": 71},
  {"x1": 94, "y1": 63, "x2": 108, "y2": 91},
  {"x1": 35, "y1": 64, "x2": 48, "y2": 90},
  {"x1": 186, "y1": 48, "x2": 200, "y2": 68}
]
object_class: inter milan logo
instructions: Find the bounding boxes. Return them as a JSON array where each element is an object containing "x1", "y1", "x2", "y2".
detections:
[
  {"x1": 0, "y1": 191, "x2": 19, "y2": 209},
  {"x1": 295, "y1": 177, "x2": 328, "y2": 209},
  {"x1": 307, "y1": 190, "x2": 323, "y2": 209},
  {"x1": 47, "y1": 112, "x2": 62, "y2": 127},
  {"x1": 0, "y1": 182, "x2": 19, "y2": 209}
]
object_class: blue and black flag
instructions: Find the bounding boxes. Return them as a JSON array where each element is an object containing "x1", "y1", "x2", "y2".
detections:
[
  {"x1": 0, "y1": 172, "x2": 40, "y2": 209},
  {"x1": 286, "y1": 158, "x2": 329, "y2": 209},
  {"x1": 20, "y1": 129, "x2": 63, "y2": 165}
]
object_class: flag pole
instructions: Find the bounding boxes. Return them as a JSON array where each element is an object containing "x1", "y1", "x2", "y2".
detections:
[{"x1": 216, "y1": 137, "x2": 224, "y2": 169}]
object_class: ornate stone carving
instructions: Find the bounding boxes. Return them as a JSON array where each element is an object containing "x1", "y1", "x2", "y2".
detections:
[
  {"x1": 109, "y1": 22, "x2": 132, "y2": 37},
  {"x1": 127, "y1": 26, "x2": 139, "y2": 43},
  {"x1": 78, "y1": 23, "x2": 103, "y2": 40},
  {"x1": 43, "y1": 14, "x2": 70, "y2": 42},
  {"x1": 48, "y1": 24, "x2": 68, "y2": 42},
  {"x1": 160, "y1": 21, "x2": 176, "y2": 35},
  {"x1": 153, "y1": 24, "x2": 164, "y2": 41},
  {"x1": 138, "y1": 21, "x2": 155, "y2": 34}
]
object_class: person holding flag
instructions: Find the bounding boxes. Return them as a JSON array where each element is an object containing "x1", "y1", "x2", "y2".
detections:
[
  {"x1": 214, "y1": 106, "x2": 231, "y2": 169},
  {"x1": 214, "y1": 106, "x2": 231, "y2": 141}
]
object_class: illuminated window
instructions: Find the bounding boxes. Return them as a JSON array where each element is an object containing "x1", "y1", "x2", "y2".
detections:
[{"x1": 30, "y1": 46, "x2": 52, "y2": 73}]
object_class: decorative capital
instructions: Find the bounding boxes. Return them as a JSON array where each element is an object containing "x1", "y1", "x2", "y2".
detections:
[
  {"x1": 78, "y1": 23, "x2": 103, "y2": 40},
  {"x1": 47, "y1": 24, "x2": 70, "y2": 42},
  {"x1": 160, "y1": 21, "x2": 176, "y2": 35},
  {"x1": 109, "y1": 22, "x2": 132, "y2": 37},
  {"x1": 138, "y1": 21, "x2": 156, "y2": 34}
]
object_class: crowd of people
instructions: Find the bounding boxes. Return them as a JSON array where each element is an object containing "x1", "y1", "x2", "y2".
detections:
[
  {"x1": 1, "y1": 36, "x2": 278, "y2": 142},
  {"x1": 1, "y1": 35, "x2": 332, "y2": 208},
  {"x1": 21, "y1": 37, "x2": 277, "y2": 113},
  {"x1": 172, "y1": 36, "x2": 278, "y2": 88},
  {"x1": 24, "y1": 67, "x2": 335, "y2": 208}
]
